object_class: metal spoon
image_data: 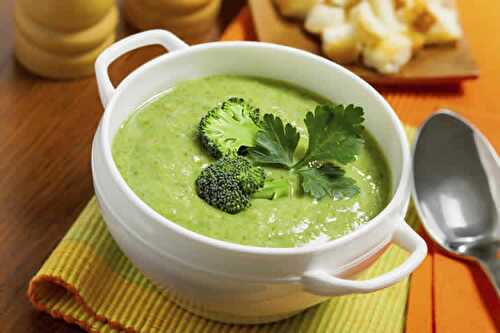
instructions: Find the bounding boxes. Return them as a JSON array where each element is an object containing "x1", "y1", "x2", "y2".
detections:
[{"x1": 412, "y1": 109, "x2": 500, "y2": 296}]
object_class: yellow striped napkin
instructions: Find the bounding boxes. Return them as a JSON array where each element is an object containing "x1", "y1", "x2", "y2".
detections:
[
  {"x1": 29, "y1": 198, "x2": 420, "y2": 333},
  {"x1": 29, "y1": 122, "x2": 418, "y2": 333}
]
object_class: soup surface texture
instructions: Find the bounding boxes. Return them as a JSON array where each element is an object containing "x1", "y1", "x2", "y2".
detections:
[{"x1": 112, "y1": 75, "x2": 391, "y2": 248}]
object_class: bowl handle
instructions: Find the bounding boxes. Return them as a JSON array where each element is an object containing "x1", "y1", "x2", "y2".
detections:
[
  {"x1": 95, "y1": 29, "x2": 188, "y2": 108},
  {"x1": 302, "y1": 221, "x2": 427, "y2": 296}
]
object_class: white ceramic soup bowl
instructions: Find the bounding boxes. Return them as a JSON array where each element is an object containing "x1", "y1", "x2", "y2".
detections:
[{"x1": 92, "y1": 30, "x2": 427, "y2": 324}]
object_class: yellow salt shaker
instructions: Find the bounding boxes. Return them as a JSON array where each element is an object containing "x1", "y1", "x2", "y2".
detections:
[
  {"x1": 124, "y1": 0, "x2": 222, "y2": 44},
  {"x1": 14, "y1": 0, "x2": 118, "y2": 79}
]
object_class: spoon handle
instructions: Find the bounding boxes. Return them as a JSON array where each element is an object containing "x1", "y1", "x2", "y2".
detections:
[{"x1": 476, "y1": 251, "x2": 500, "y2": 297}]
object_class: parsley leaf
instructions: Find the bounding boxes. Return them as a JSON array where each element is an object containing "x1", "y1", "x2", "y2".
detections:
[
  {"x1": 295, "y1": 104, "x2": 364, "y2": 169},
  {"x1": 246, "y1": 103, "x2": 363, "y2": 202},
  {"x1": 298, "y1": 163, "x2": 359, "y2": 200},
  {"x1": 248, "y1": 114, "x2": 300, "y2": 168}
]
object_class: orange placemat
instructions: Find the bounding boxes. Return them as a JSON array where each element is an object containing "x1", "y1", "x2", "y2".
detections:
[{"x1": 228, "y1": 2, "x2": 500, "y2": 333}]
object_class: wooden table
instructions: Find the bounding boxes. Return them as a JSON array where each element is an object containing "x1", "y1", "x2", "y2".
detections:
[
  {"x1": 0, "y1": 1, "x2": 244, "y2": 332},
  {"x1": 1, "y1": 1, "x2": 499, "y2": 333}
]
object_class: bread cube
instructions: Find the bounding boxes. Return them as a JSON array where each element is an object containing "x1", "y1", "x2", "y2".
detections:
[
  {"x1": 404, "y1": 29, "x2": 426, "y2": 52},
  {"x1": 424, "y1": 2, "x2": 462, "y2": 44},
  {"x1": 322, "y1": 23, "x2": 362, "y2": 64},
  {"x1": 362, "y1": 32, "x2": 412, "y2": 74},
  {"x1": 305, "y1": 3, "x2": 345, "y2": 34},
  {"x1": 368, "y1": 0, "x2": 403, "y2": 30},
  {"x1": 350, "y1": 1, "x2": 389, "y2": 45}
]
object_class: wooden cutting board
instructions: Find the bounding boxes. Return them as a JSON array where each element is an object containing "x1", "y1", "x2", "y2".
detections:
[{"x1": 248, "y1": 0, "x2": 479, "y2": 86}]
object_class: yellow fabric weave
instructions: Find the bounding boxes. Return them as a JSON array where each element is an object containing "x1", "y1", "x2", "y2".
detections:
[
  {"x1": 30, "y1": 199, "x2": 420, "y2": 333},
  {"x1": 29, "y1": 132, "x2": 419, "y2": 333}
]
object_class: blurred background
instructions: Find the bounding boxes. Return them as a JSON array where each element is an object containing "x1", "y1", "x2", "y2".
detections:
[{"x1": 9, "y1": 0, "x2": 247, "y2": 79}]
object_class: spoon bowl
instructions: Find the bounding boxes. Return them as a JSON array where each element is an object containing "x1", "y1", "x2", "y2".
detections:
[{"x1": 412, "y1": 109, "x2": 500, "y2": 295}]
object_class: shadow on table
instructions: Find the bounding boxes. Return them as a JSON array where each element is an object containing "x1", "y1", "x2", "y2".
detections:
[{"x1": 376, "y1": 82, "x2": 465, "y2": 96}]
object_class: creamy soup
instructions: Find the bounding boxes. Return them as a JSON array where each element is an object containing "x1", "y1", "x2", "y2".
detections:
[{"x1": 112, "y1": 75, "x2": 391, "y2": 248}]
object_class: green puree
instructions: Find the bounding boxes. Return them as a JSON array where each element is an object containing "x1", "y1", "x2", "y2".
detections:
[{"x1": 112, "y1": 75, "x2": 391, "y2": 248}]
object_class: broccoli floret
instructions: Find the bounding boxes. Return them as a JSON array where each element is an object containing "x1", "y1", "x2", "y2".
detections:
[
  {"x1": 198, "y1": 97, "x2": 261, "y2": 158},
  {"x1": 215, "y1": 155, "x2": 265, "y2": 193},
  {"x1": 195, "y1": 171, "x2": 250, "y2": 214},
  {"x1": 195, "y1": 156, "x2": 265, "y2": 214}
]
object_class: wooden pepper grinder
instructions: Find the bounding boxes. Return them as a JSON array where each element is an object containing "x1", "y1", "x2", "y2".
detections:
[
  {"x1": 14, "y1": 0, "x2": 118, "y2": 79},
  {"x1": 124, "y1": 0, "x2": 222, "y2": 44}
]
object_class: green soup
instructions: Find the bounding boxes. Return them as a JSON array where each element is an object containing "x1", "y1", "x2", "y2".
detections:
[{"x1": 112, "y1": 75, "x2": 391, "y2": 248}]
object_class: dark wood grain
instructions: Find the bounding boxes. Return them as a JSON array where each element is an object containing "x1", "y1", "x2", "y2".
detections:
[{"x1": 0, "y1": 0, "x2": 245, "y2": 332}]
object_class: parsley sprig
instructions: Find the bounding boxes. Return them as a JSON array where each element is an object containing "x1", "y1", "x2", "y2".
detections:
[
  {"x1": 248, "y1": 104, "x2": 364, "y2": 200},
  {"x1": 248, "y1": 113, "x2": 300, "y2": 168}
]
